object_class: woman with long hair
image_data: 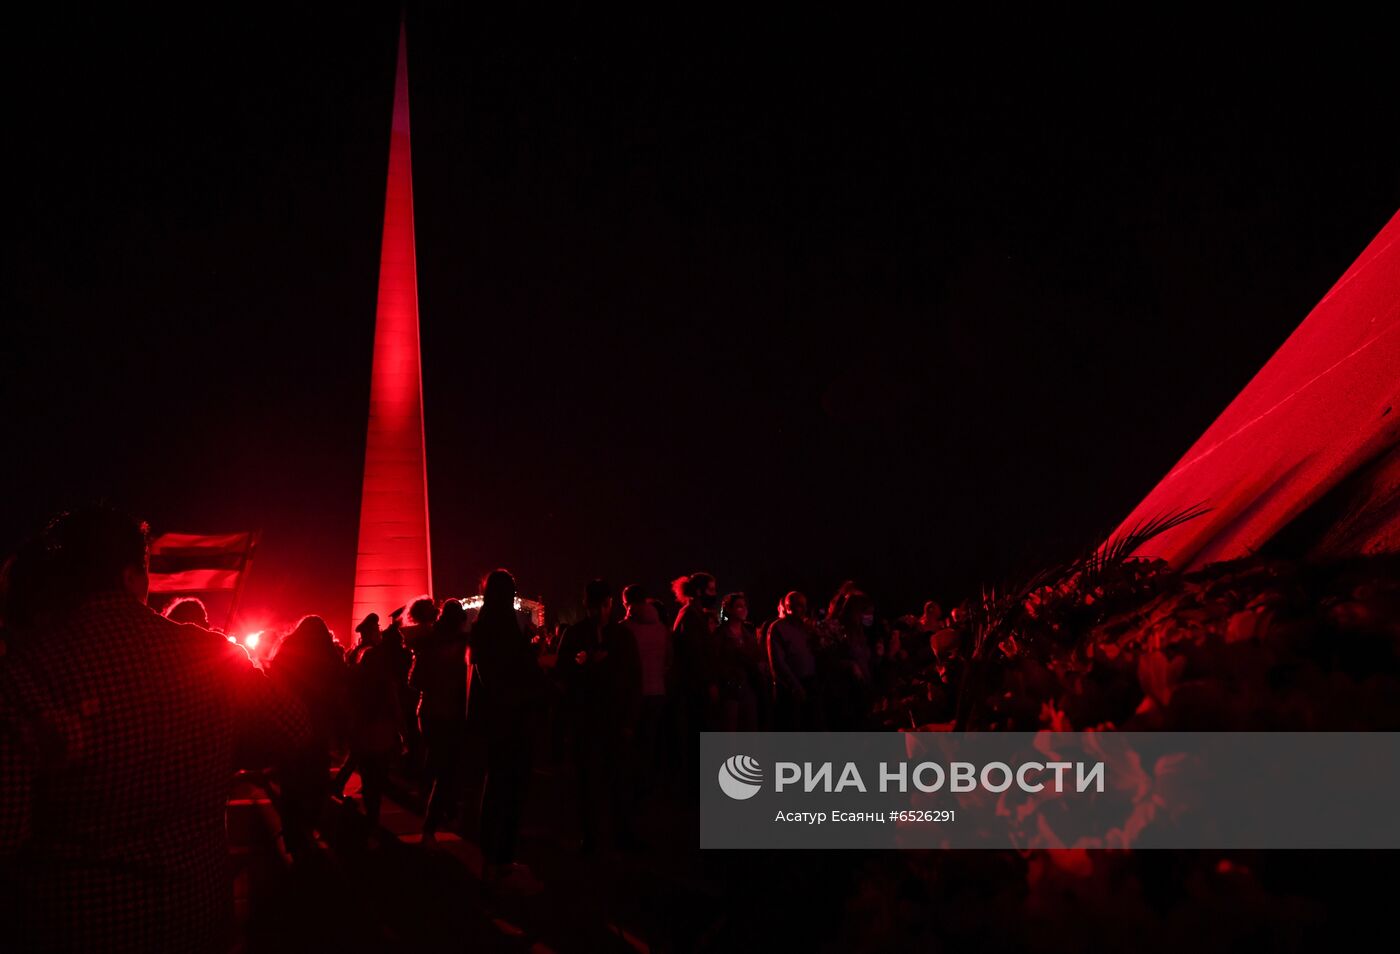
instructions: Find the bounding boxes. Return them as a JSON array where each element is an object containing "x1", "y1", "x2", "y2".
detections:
[
  {"x1": 713, "y1": 593, "x2": 763, "y2": 732},
  {"x1": 270, "y1": 615, "x2": 348, "y2": 861},
  {"x1": 339, "y1": 615, "x2": 403, "y2": 832},
  {"x1": 825, "y1": 590, "x2": 881, "y2": 729}
]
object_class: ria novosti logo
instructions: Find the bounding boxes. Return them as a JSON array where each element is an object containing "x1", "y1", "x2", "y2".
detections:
[
  {"x1": 716, "y1": 754, "x2": 1108, "y2": 801},
  {"x1": 718, "y1": 755, "x2": 764, "y2": 800}
]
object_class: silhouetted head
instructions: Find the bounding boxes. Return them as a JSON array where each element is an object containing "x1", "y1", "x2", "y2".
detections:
[
  {"x1": 407, "y1": 596, "x2": 438, "y2": 626},
  {"x1": 828, "y1": 580, "x2": 859, "y2": 621},
  {"x1": 720, "y1": 592, "x2": 748, "y2": 625},
  {"x1": 355, "y1": 612, "x2": 381, "y2": 645},
  {"x1": 29, "y1": 506, "x2": 151, "y2": 609},
  {"x1": 436, "y1": 597, "x2": 467, "y2": 633},
  {"x1": 481, "y1": 568, "x2": 517, "y2": 615},
  {"x1": 673, "y1": 571, "x2": 717, "y2": 608},
  {"x1": 162, "y1": 596, "x2": 210, "y2": 628},
  {"x1": 281, "y1": 614, "x2": 336, "y2": 656},
  {"x1": 841, "y1": 592, "x2": 874, "y2": 630},
  {"x1": 622, "y1": 583, "x2": 647, "y2": 610},
  {"x1": 782, "y1": 591, "x2": 808, "y2": 620},
  {"x1": 585, "y1": 579, "x2": 614, "y2": 620}
]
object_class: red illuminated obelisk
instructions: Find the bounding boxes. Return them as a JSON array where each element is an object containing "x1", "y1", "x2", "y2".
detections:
[{"x1": 350, "y1": 21, "x2": 432, "y2": 643}]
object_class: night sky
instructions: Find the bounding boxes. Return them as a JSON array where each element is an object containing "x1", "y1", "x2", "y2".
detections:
[{"x1": 5, "y1": 7, "x2": 1398, "y2": 632}]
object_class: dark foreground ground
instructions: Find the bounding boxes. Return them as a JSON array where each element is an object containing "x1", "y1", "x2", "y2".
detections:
[
  {"x1": 231, "y1": 754, "x2": 718, "y2": 953},
  {"x1": 228, "y1": 746, "x2": 1396, "y2": 954}
]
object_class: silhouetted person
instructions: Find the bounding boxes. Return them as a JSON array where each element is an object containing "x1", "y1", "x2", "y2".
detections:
[
  {"x1": 827, "y1": 579, "x2": 861, "y2": 624},
  {"x1": 400, "y1": 597, "x2": 436, "y2": 780},
  {"x1": 883, "y1": 615, "x2": 922, "y2": 689},
  {"x1": 546, "y1": 622, "x2": 568, "y2": 655},
  {"x1": 918, "y1": 600, "x2": 944, "y2": 635},
  {"x1": 768, "y1": 591, "x2": 822, "y2": 730},
  {"x1": 823, "y1": 590, "x2": 879, "y2": 728},
  {"x1": 621, "y1": 584, "x2": 670, "y2": 794},
  {"x1": 558, "y1": 580, "x2": 642, "y2": 852},
  {"x1": 401, "y1": 595, "x2": 437, "y2": 650},
  {"x1": 333, "y1": 613, "x2": 402, "y2": 826},
  {"x1": 347, "y1": 611, "x2": 381, "y2": 665},
  {"x1": 713, "y1": 593, "x2": 763, "y2": 731},
  {"x1": 162, "y1": 595, "x2": 212, "y2": 629},
  {"x1": 470, "y1": 569, "x2": 550, "y2": 885},
  {"x1": 411, "y1": 599, "x2": 469, "y2": 844},
  {"x1": 0, "y1": 506, "x2": 309, "y2": 952},
  {"x1": 671, "y1": 571, "x2": 718, "y2": 783},
  {"x1": 269, "y1": 615, "x2": 348, "y2": 862},
  {"x1": 927, "y1": 617, "x2": 967, "y2": 719},
  {"x1": 380, "y1": 606, "x2": 419, "y2": 774}
]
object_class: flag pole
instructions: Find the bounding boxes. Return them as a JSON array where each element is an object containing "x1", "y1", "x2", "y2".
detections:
[{"x1": 223, "y1": 530, "x2": 261, "y2": 633}]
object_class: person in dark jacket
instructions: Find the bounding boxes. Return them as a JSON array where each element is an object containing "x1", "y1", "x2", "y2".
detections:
[
  {"x1": 400, "y1": 598, "x2": 437, "y2": 780},
  {"x1": 269, "y1": 615, "x2": 348, "y2": 863},
  {"x1": 378, "y1": 608, "x2": 418, "y2": 775},
  {"x1": 470, "y1": 569, "x2": 550, "y2": 885},
  {"x1": 410, "y1": 599, "x2": 469, "y2": 844},
  {"x1": 670, "y1": 571, "x2": 718, "y2": 787},
  {"x1": 0, "y1": 506, "x2": 310, "y2": 952},
  {"x1": 332, "y1": 612, "x2": 383, "y2": 800},
  {"x1": 671, "y1": 571, "x2": 718, "y2": 711},
  {"x1": 346, "y1": 612, "x2": 380, "y2": 665},
  {"x1": 557, "y1": 579, "x2": 642, "y2": 852},
  {"x1": 339, "y1": 615, "x2": 403, "y2": 828},
  {"x1": 713, "y1": 593, "x2": 764, "y2": 731},
  {"x1": 621, "y1": 584, "x2": 671, "y2": 795},
  {"x1": 768, "y1": 591, "x2": 823, "y2": 730}
]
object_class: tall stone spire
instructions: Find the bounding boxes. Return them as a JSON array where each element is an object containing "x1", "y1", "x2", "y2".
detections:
[{"x1": 351, "y1": 19, "x2": 432, "y2": 641}]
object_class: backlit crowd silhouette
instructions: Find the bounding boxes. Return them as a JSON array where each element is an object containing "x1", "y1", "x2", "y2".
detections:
[{"x1": 0, "y1": 506, "x2": 968, "y2": 951}]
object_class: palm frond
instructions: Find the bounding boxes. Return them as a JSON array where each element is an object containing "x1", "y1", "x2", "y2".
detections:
[
  {"x1": 951, "y1": 504, "x2": 1210, "y2": 729},
  {"x1": 1100, "y1": 503, "x2": 1212, "y2": 565}
]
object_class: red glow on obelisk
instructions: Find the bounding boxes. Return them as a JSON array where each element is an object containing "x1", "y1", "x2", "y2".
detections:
[{"x1": 350, "y1": 21, "x2": 432, "y2": 643}]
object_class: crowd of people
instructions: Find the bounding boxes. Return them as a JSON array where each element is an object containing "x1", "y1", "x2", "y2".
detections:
[{"x1": 0, "y1": 505, "x2": 974, "y2": 951}]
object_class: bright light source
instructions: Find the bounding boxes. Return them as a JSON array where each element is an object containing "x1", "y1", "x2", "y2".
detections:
[
  {"x1": 458, "y1": 596, "x2": 524, "y2": 611},
  {"x1": 244, "y1": 631, "x2": 262, "y2": 650},
  {"x1": 458, "y1": 595, "x2": 546, "y2": 629}
]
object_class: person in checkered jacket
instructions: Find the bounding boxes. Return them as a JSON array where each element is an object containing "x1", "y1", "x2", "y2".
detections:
[{"x1": 0, "y1": 507, "x2": 311, "y2": 952}]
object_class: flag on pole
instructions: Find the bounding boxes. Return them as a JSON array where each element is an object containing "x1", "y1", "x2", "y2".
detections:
[{"x1": 148, "y1": 531, "x2": 259, "y2": 593}]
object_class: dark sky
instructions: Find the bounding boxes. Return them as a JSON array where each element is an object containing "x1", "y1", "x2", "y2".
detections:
[{"x1": 4, "y1": 7, "x2": 1398, "y2": 632}]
